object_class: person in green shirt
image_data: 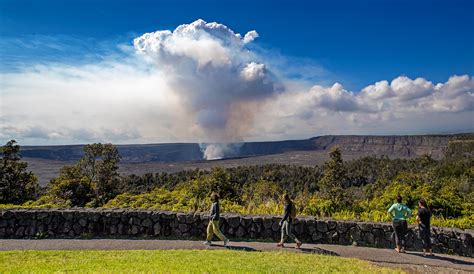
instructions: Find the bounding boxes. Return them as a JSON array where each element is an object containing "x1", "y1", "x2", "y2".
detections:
[{"x1": 387, "y1": 194, "x2": 412, "y2": 253}]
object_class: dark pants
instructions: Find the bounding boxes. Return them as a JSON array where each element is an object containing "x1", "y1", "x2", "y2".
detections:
[
  {"x1": 393, "y1": 220, "x2": 407, "y2": 248},
  {"x1": 419, "y1": 224, "x2": 432, "y2": 249}
]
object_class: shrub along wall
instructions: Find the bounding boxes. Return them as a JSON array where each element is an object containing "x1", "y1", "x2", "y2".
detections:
[{"x1": 1, "y1": 208, "x2": 472, "y2": 257}]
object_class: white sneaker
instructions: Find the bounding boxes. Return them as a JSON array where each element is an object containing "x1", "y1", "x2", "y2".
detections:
[
  {"x1": 203, "y1": 241, "x2": 211, "y2": 246},
  {"x1": 224, "y1": 239, "x2": 229, "y2": 246}
]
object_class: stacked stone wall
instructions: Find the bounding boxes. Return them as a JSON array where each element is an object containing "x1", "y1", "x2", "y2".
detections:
[{"x1": 1, "y1": 208, "x2": 472, "y2": 257}]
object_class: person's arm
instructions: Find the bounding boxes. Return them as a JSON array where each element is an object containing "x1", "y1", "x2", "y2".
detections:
[
  {"x1": 280, "y1": 203, "x2": 291, "y2": 225},
  {"x1": 210, "y1": 202, "x2": 216, "y2": 220},
  {"x1": 406, "y1": 206, "x2": 412, "y2": 218},
  {"x1": 387, "y1": 204, "x2": 394, "y2": 216}
]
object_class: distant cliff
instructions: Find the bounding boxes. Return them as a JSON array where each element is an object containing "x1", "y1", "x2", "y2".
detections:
[{"x1": 20, "y1": 133, "x2": 473, "y2": 162}]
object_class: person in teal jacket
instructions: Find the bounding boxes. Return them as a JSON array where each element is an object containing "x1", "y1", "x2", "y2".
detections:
[{"x1": 388, "y1": 194, "x2": 412, "y2": 253}]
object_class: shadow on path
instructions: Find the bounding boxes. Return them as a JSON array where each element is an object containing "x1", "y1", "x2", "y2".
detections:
[
  {"x1": 210, "y1": 244, "x2": 257, "y2": 252},
  {"x1": 408, "y1": 252, "x2": 474, "y2": 266},
  {"x1": 281, "y1": 246, "x2": 339, "y2": 256}
]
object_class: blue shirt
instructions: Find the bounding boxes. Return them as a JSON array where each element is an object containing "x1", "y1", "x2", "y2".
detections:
[{"x1": 388, "y1": 203, "x2": 412, "y2": 221}]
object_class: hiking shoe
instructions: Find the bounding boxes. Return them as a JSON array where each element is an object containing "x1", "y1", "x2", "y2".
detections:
[
  {"x1": 224, "y1": 239, "x2": 229, "y2": 246},
  {"x1": 296, "y1": 241, "x2": 302, "y2": 249},
  {"x1": 203, "y1": 241, "x2": 212, "y2": 246},
  {"x1": 276, "y1": 242, "x2": 284, "y2": 247}
]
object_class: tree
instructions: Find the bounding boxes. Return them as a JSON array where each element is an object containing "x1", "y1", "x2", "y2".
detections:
[
  {"x1": 79, "y1": 143, "x2": 121, "y2": 205},
  {"x1": 42, "y1": 165, "x2": 94, "y2": 207},
  {"x1": 0, "y1": 140, "x2": 39, "y2": 204},
  {"x1": 45, "y1": 143, "x2": 121, "y2": 207},
  {"x1": 319, "y1": 147, "x2": 346, "y2": 208}
]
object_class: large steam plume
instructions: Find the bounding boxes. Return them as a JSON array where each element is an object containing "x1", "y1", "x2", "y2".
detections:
[{"x1": 134, "y1": 19, "x2": 278, "y2": 158}]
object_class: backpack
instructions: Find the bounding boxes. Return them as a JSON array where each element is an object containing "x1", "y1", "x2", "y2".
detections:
[{"x1": 290, "y1": 203, "x2": 297, "y2": 219}]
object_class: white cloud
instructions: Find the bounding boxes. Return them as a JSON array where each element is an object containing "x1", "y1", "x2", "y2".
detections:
[
  {"x1": 0, "y1": 19, "x2": 473, "y2": 148},
  {"x1": 256, "y1": 75, "x2": 473, "y2": 137},
  {"x1": 243, "y1": 30, "x2": 259, "y2": 44}
]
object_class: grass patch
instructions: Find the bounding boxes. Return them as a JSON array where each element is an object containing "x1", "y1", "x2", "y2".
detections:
[{"x1": 0, "y1": 249, "x2": 403, "y2": 273}]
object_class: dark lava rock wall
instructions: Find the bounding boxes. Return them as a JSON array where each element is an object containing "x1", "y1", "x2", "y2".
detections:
[{"x1": 1, "y1": 208, "x2": 472, "y2": 257}]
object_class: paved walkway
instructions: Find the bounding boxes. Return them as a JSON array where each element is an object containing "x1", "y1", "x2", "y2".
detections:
[{"x1": 1, "y1": 239, "x2": 473, "y2": 273}]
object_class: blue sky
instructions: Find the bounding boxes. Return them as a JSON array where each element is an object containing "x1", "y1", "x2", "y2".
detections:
[
  {"x1": 0, "y1": 0, "x2": 473, "y2": 145},
  {"x1": 1, "y1": 0, "x2": 473, "y2": 90}
]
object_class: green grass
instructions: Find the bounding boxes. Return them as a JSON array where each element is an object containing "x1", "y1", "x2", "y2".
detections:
[{"x1": 0, "y1": 249, "x2": 403, "y2": 273}]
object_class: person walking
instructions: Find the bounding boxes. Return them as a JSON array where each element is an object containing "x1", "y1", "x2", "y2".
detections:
[
  {"x1": 388, "y1": 194, "x2": 412, "y2": 253},
  {"x1": 203, "y1": 193, "x2": 229, "y2": 246},
  {"x1": 417, "y1": 198, "x2": 434, "y2": 256},
  {"x1": 277, "y1": 194, "x2": 302, "y2": 249}
]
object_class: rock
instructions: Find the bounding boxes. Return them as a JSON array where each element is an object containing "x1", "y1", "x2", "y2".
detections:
[
  {"x1": 372, "y1": 229, "x2": 385, "y2": 247},
  {"x1": 271, "y1": 221, "x2": 280, "y2": 232},
  {"x1": 337, "y1": 222, "x2": 353, "y2": 233},
  {"x1": 306, "y1": 219, "x2": 316, "y2": 235},
  {"x1": 185, "y1": 214, "x2": 198, "y2": 224},
  {"x1": 109, "y1": 225, "x2": 117, "y2": 234},
  {"x1": 15, "y1": 227, "x2": 25, "y2": 237},
  {"x1": 360, "y1": 223, "x2": 373, "y2": 232},
  {"x1": 327, "y1": 221, "x2": 337, "y2": 231},
  {"x1": 0, "y1": 211, "x2": 11, "y2": 219},
  {"x1": 316, "y1": 221, "x2": 328, "y2": 233},
  {"x1": 241, "y1": 217, "x2": 252, "y2": 228},
  {"x1": 176, "y1": 213, "x2": 187, "y2": 223},
  {"x1": 294, "y1": 222, "x2": 304, "y2": 235},
  {"x1": 73, "y1": 223, "x2": 83, "y2": 235},
  {"x1": 0, "y1": 220, "x2": 8, "y2": 228},
  {"x1": 78, "y1": 218, "x2": 88, "y2": 227},
  {"x1": 62, "y1": 211, "x2": 74, "y2": 221},
  {"x1": 178, "y1": 223, "x2": 190, "y2": 233},
  {"x1": 151, "y1": 212, "x2": 161, "y2": 222},
  {"x1": 363, "y1": 232, "x2": 375, "y2": 245},
  {"x1": 117, "y1": 224, "x2": 128, "y2": 235},
  {"x1": 227, "y1": 216, "x2": 241, "y2": 228},
  {"x1": 448, "y1": 239, "x2": 461, "y2": 250},
  {"x1": 339, "y1": 232, "x2": 351, "y2": 245},
  {"x1": 312, "y1": 231, "x2": 323, "y2": 242},
  {"x1": 236, "y1": 226, "x2": 247, "y2": 238},
  {"x1": 36, "y1": 211, "x2": 49, "y2": 220},
  {"x1": 153, "y1": 223, "x2": 161, "y2": 236},
  {"x1": 131, "y1": 225, "x2": 140, "y2": 235},
  {"x1": 349, "y1": 226, "x2": 361, "y2": 241},
  {"x1": 262, "y1": 218, "x2": 273, "y2": 229},
  {"x1": 141, "y1": 218, "x2": 153, "y2": 228},
  {"x1": 329, "y1": 231, "x2": 338, "y2": 243}
]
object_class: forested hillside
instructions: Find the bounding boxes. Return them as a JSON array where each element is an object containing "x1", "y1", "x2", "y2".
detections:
[{"x1": 2, "y1": 139, "x2": 472, "y2": 229}]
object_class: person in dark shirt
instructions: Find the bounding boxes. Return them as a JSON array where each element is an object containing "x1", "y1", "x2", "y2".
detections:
[
  {"x1": 203, "y1": 193, "x2": 229, "y2": 246},
  {"x1": 276, "y1": 194, "x2": 302, "y2": 249},
  {"x1": 416, "y1": 198, "x2": 433, "y2": 256}
]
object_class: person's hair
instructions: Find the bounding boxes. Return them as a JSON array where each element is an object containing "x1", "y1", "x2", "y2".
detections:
[
  {"x1": 396, "y1": 194, "x2": 402, "y2": 203},
  {"x1": 283, "y1": 193, "x2": 290, "y2": 202},
  {"x1": 210, "y1": 193, "x2": 219, "y2": 202},
  {"x1": 419, "y1": 198, "x2": 427, "y2": 208}
]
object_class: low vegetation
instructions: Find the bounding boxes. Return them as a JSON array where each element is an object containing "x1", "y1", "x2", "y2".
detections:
[
  {"x1": 1, "y1": 140, "x2": 473, "y2": 229},
  {"x1": 0, "y1": 250, "x2": 402, "y2": 273}
]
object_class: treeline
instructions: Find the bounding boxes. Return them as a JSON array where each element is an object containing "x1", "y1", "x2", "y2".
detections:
[{"x1": 1, "y1": 140, "x2": 472, "y2": 228}]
